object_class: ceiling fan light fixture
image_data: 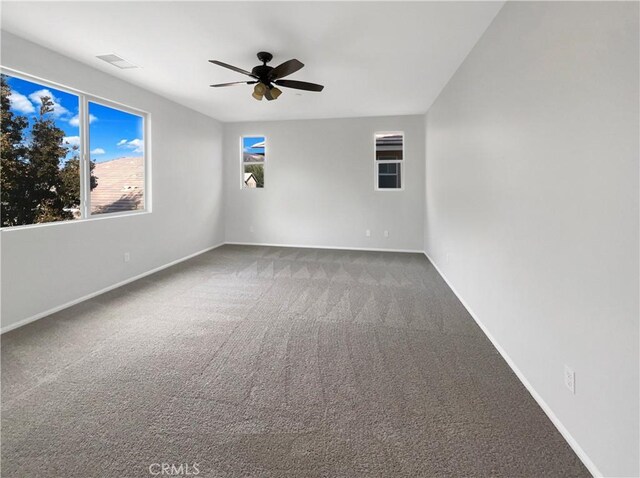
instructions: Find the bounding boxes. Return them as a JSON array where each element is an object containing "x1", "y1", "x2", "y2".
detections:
[
  {"x1": 270, "y1": 87, "x2": 282, "y2": 99},
  {"x1": 252, "y1": 82, "x2": 267, "y2": 101}
]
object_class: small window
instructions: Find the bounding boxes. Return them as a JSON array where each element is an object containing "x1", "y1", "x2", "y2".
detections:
[
  {"x1": 241, "y1": 136, "x2": 265, "y2": 188},
  {"x1": 88, "y1": 101, "x2": 145, "y2": 214},
  {"x1": 375, "y1": 132, "x2": 403, "y2": 190}
]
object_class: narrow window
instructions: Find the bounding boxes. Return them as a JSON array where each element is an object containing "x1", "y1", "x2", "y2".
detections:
[
  {"x1": 241, "y1": 136, "x2": 265, "y2": 188},
  {"x1": 88, "y1": 101, "x2": 145, "y2": 215},
  {"x1": 375, "y1": 132, "x2": 404, "y2": 190}
]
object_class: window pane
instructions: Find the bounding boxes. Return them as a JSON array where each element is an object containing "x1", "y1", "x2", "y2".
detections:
[
  {"x1": 89, "y1": 102, "x2": 144, "y2": 214},
  {"x1": 378, "y1": 163, "x2": 399, "y2": 174},
  {"x1": 1, "y1": 74, "x2": 81, "y2": 227},
  {"x1": 242, "y1": 136, "x2": 265, "y2": 188},
  {"x1": 378, "y1": 163, "x2": 402, "y2": 189},
  {"x1": 375, "y1": 133, "x2": 403, "y2": 161},
  {"x1": 242, "y1": 136, "x2": 265, "y2": 163},
  {"x1": 244, "y1": 164, "x2": 264, "y2": 188}
]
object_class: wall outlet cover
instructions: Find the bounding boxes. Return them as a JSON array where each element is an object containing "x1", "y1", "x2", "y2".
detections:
[{"x1": 564, "y1": 365, "x2": 575, "y2": 394}]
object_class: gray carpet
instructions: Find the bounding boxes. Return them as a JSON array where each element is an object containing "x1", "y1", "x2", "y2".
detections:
[{"x1": 1, "y1": 245, "x2": 589, "y2": 477}]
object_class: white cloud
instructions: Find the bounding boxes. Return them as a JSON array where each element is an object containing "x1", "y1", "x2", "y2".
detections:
[
  {"x1": 117, "y1": 138, "x2": 144, "y2": 154},
  {"x1": 28, "y1": 89, "x2": 70, "y2": 117},
  {"x1": 127, "y1": 138, "x2": 144, "y2": 153},
  {"x1": 63, "y1": 136, "x2": 80, "y2": 147},
  {"x1": 90, "y1": 148, "x2": 105, "y2": 155},
  {"x1": 8, "y1": 90, "x2": 35, "y2": 114},
  {"x1": 69, "y1": 113, "x2": 97, "y2": 127}
]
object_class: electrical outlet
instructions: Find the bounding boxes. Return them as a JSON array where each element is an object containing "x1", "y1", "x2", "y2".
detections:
[
  {"x1": 365, "y1": 229, "x2": 371, "y2": 237},
  {"x1": 564, "y1": 365, "x2": 575, "y2": 394},
  {"x1": 249, "y1": 226, "x2": 254, "y2": 233},
  {"x1": 384, "y1": 230, "x2": 389, "y2": 238},
  {"x1": 124, "y1": 252, "x2": 130, "y2": 263}
]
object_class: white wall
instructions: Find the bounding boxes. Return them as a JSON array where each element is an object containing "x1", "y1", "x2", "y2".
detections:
[
  {"x1": 224, "y1": 116, "x2": 424, "y2": 251},
  {"x1": 0, "y1": 32, "x2": 225, "y2": 331},
  {"x1": 424, "y1": 2, "x2": 639, "y2": 476}
]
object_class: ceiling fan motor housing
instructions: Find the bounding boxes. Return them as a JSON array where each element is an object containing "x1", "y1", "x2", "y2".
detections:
[
  {"x1": 257, "y1": 51, "x2": 273, "y2": 64},
  {"x1": 251, "y1": 65, "x2": 273, "y2": 83},
  {"x1": 253, "y1": 52, "x2": 274, "y2": 84}
]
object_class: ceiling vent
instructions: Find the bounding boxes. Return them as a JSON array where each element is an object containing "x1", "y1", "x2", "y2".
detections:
[{"x1": 96, "y1": 54, "x2": 138, "y2": 69}]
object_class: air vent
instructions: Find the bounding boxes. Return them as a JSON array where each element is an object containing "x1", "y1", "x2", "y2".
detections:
[{"x1": 96, "y1": 54, "x2": 138, "y2": 69}]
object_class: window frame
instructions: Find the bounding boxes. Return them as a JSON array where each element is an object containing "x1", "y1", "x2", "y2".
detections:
[
  {"x1": 240, "y1": 134, "x2": 266, "y2": 190},
  {"x1": 0, "y1": 67, "x2": 151, "y2": 229},
  {"x1": 86, "y1": 97, "x2": 149, "y2": 217},
  {"x1": 374, "y1": 131, "x2": 405, "y2": 192}
]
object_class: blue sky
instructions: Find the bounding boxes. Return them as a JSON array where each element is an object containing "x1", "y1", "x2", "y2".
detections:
[
  {"x1": 6, "y1": 74, "x2": 143, "y2": 163},
  {"x1": 243, "y1": 136, "x2": 265, "y2": 155},
  {"x1": 88, "y1": 102, "x2": 143, "y2": 162}
]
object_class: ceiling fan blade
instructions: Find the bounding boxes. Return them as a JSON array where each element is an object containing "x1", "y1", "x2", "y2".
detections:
[
  {"x1": 209, "y1": 60, "x2": 258, "y2": 78},
  {"x1": 274, "y1": 79, "x2": 324, "y2": 92},
  {"x1": 210, "y1": 81, "x2": 257, "y2": 87},
  {"x1": 269, "y1": 59, "x2": 304, "y2": 80}
]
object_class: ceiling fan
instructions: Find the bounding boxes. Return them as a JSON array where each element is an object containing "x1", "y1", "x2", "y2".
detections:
[{"x1": 209, "y1": 51, "x2": 324, "y2": 101}]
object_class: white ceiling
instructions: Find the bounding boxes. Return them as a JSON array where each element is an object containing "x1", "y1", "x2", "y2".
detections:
[{"x1": 1, "y1": 1, "x2": 504, "y2": 122}]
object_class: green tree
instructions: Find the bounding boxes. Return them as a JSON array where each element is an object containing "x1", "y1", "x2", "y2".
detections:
[
  {"x1": 1, "y1": 75, "x2": 31, "y2": 226},
  {"x1": 28, "y1": 95, "x2": 75, "y2": 222},
  {"x1": 1, "y1": 74, "x2": 98, "y2": 227}
]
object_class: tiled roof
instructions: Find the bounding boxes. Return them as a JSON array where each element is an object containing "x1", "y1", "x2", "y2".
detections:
[
  {"x1": 242, "y1": 153, "x2": 264, "y2": 163},
  {"x1": 91, "y1": 156, "x2": 144, "y2": 214}
]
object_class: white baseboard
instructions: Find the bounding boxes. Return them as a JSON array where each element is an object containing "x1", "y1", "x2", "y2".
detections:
[
  {"x1": 1, "y1": 242, "x2": 225, "y2": 334},
  {"x1": 225, "y1": 241, "x2": 424, "y2": 254},
  {"x1": 423, "y1": 250, "x2": 602, "y2": 478}
]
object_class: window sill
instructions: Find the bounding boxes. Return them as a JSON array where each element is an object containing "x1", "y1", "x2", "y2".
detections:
[{"x1": 0, "y1": 210, "x2": 151, "y2": 232}]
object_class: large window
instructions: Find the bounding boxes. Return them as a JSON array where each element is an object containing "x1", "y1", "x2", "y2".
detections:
[
  {"x1": 241, "y1": 136, "x2": 265, "y2": 189},
  {"x1": 375, "y1": 132, "x2": 403, "y2": 190},
  {"x1": 0, "y1": 71, "x2": 147, "y2": 228}
]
